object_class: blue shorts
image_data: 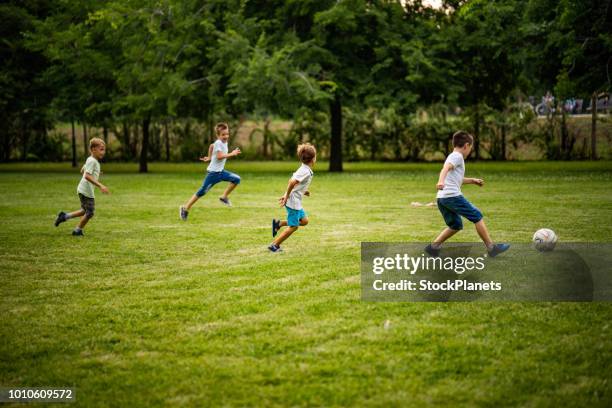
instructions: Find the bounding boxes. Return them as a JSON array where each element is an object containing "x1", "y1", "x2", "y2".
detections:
[
  {"x1": 437, "y1": 195, "x2": 483, "y2": 231},
  {"x1": 195, "y1": 170, "x2": 241, "y2": 197},
  {"x1": 286, "y1": 206, "x2": 307, "y2": 227}
]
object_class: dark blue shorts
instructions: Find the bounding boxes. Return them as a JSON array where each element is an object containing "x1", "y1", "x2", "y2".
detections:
[
  {"x1": 195, "y1": 170, "x2": 241, "y2": 197},
  {"x1": 437, "y1": 195, "x2": 483, "y2": 231}
]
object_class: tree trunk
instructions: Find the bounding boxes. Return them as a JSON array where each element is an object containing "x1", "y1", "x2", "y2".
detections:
[
  {"x1": 329, "y1": 93, "x2": 343, "y2": 172},
  {"x1": 71, "y1": 119, "x2": 77, "y2": 167},
  {"x1": 121, "y1": 122, "x2": 131, "y2": 160},
  {"x1": 131, "y1": 124, "x2": 139, "y2": 159},
  {"x1": 591, "y1": 92, "x2": 597, "y2": 160},
  {"x1": 21, "y1": 123, "x2": 28, "y2": 161},
  {"x1": 140, "y1": 115, "x2": 150, "y2": 173},
  {"x1": 500, "y1": 123, "x2": 506, "y2": 161},
  {"x1": 164, "y1": 120, "x2": 170, "y2": 162},
  {"x1": 263, "y1": 117, "x2": 270, "y2": 158},
  {"x1": 472, "y1": 105, "x2": 480, "y2": 160},
  {"x1": 560, "y1": 107, "x2": 569, "y2": 159},
  {"x1": 82, "y1": 123, "x2": 88, "y2": 158}
]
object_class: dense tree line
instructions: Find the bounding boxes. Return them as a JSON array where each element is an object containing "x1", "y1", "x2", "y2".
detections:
[{"x1": 1, "y1": 0, "x2": 610, "y2": 171}]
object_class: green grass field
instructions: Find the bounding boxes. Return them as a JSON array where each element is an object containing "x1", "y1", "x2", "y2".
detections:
[{"x1": 1, "y1": 161, "x2": 611, "y2": 407}]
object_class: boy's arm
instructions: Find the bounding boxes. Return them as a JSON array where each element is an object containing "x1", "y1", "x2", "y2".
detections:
[
  {"x1": 278, "y1": 178, "x2": 299, "y2": 207},
  {"x1": 84, "y1": 173, "x2": 109, "y2": 194},
  {"x1": 199, "y1": 144, "x2": 215, "y2": 162},
  {"x1": 216, "y1": 147, "x2": 241, "y2": 160},
  {"x1": 463, "y1": 177, "x2": 484, "y2": 186},
  {"x1": 436, "y1": 163, "x2": 454, "y2": 190}
]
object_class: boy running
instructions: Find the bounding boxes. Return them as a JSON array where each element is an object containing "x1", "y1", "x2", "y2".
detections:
[
  {"x1": 54, "y1": 137, "x2": 109, "y2": 236},
  {"x1": 180, "y1": 123, "x2": 241, "y2": 220},
  {"x1": 425, "y1": 131, "x2": 510, "y2": 257},
  {"x1": 269, "y1": 143, "x2": 316, "y2": 252}
]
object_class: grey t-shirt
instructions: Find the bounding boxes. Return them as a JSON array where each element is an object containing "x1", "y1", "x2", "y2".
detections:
[
  {"x1": 207, "y1": 139, "x2": 228, "y2": 172},
  {"x1": 77, "y1": 156, "x2": 100, "y2": 198},
  {"x1": 437, "y1": 151, "x2": 464, "y2": 198},
  {"x1": 286, "y1": 163, "x2": 313, "y2": 210}
]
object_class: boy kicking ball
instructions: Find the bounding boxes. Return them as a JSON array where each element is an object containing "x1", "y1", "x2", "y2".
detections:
[
  {"x1": 269, "y1": 143, "x2": 316, "y2": 252},
  {"x1": 54, "y1": 138, "x2": 109, "y2": 236},
  {"x1": 180, "y1": 122, "x2": 241, "y2": 221},
  {"x1": 425, "y1": 131, "x2": 509, "y2": 257}
]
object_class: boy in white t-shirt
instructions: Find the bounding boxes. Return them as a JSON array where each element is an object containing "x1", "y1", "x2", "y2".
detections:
[
  {"x1": 268, "y1": 143, "x2": 316, "y2": 252},
  {"x1": 54, "y1": 138, "x2": 110, "y2": 236},
  {"x1": 426, "y1": 131, "x2": 509, "y2": 257},
  {"x1": 180, "y1": 123, "x2": 241, "y2": 220}
]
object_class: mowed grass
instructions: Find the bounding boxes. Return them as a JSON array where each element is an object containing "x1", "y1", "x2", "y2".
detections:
[{"x1": 1, "y1": 161, "x2": 611, "y2": 407}]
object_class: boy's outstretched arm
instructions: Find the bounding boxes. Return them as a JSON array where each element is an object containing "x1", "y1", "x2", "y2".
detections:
[
  {"x1": 436, "y1": 163, "x2": 454, "y2": 190},
  {"x1": 216, "y1": 147, "x2": 241, "y2": 160},
  {"x1": 84, "y1": 173, "x2": 109, "y2": 194},
  {"x1": 278, "y1": 178, "x2": 299, "y2": 207},
  {"x1": 463, "y1": 177, "x2": 484, "y2": 186}
]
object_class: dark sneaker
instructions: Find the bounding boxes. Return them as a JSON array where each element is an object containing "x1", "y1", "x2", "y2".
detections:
[
  {"x1": 54, "y1": 211, "x2": 67, "y2": 227},
  {"x1": 424, "y1": 244, "x2": 440, "y2": 257},
  {"x1": 268, "y1": 244, "x2": 282, "y2": 253},
  {"x1": 219, "y1": 197, "x2": 232, "y2": 207},
  {"x1": 488, "y1": 243, "x2": 510, "y2": 257},
  {"x1": 72, "y1": 229, "x2": 84, "y2": 236},
  {"x1": 180, "y1": 206, "x2": 189, "y2": 221},
  {"x1": 272, "y1": 219, "x2": 281, "y2": 237}
]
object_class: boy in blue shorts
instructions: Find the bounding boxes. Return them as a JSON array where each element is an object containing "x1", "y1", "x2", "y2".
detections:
[
  {"x1": 268, "y1": 143, "x2": 316, "y2": 252},
  {"x1": 426, "y1": 131, "x2": 510, "y2": 257},
  {"x1": 180, "y1": 122, "x2": 241, "y2": 220}
]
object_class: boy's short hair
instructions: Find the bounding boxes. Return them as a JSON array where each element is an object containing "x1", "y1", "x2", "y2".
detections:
[
  {"x1": 452, "y1": 131, "x2": 474, "y2": 147},
  {"x1": 89, "y1": 138, "x2": 105, "y2": 150},
  {"x1": 297, "y1": 143, "x2": 316, "y2": 163},
  {"x1": 215, "y1": 122, "x2": 229, "y2": 135}
]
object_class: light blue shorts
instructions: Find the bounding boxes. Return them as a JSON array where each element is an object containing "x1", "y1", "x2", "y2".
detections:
[{"x1": 286, "y1": 206, "x2": 306, "y2": 227}]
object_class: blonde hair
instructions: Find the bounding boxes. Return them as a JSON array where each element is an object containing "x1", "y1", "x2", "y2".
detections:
[
  {"x1": 297, "y1": 143, "x2": 316, "y2": 163},
  {"x1": 215, "y1": 122, "x2": 229, "y2": 135},
  {"x1": 89, "y1": 137, "x2": 105, "y2": 150}
]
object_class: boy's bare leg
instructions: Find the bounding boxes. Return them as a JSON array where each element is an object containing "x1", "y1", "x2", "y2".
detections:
[
  {"x1": 67, "y1": 209, "x2": 85, "y2": 219},
  {"x1": 77, "y1": 215, "x2": 91, "y2": 229},
  {"x1": 273, "y1": 226, "x2": 298, "y2": 246},
  {"x1": 278, "y1": 217, "x2": 307, "y2": 229},
  {"x1": 432, "y1": 227, "x2": 459, "y2": 248},
  {"x1": 185, "y1": 194, "x2": 200, "y2": 210},
  {"x1": 221, "y1": 182, "x2": 238, "y2": 199},
  {"x1": 474, "y1": 220, "x2": 494, "y2": 249}
]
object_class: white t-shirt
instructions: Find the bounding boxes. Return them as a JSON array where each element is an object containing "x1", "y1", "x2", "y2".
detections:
[
  {"x1": 77, "y1": 156, "x2": 100, "y2": 198},
  {"x1": 286, "y1": 163, "x2": 314, "y2": 210},
  {"x1": 207, "y1": 139, "x2": 228, "y2": 172},
  {"x1": 436, "y1": 151, "x2": 464, "y2": 198}
]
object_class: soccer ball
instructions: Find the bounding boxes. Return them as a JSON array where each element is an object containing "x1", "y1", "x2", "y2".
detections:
[{"x1": 532, "y1": 228, "x2": 558, "y2": 252}]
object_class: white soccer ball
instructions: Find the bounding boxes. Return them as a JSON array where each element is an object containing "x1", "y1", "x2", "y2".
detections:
[{"x1": 532, "y1": 228, "x2": 558, "y2": 252}]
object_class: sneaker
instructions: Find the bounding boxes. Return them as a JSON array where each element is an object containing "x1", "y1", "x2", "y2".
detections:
[
  {"x1": 219, "y1": 197, "x2": 232, "y2": 207},
  {"x1": 72, "y1": 229, "x2": 84, "y2": 236},
  {"x1": 488, "y1": 243, "x2": 510, "y2": 257},
  {"x1": 180, "y1": 206, "x2": 189, "y2": 221},
  {"x1": 54, "y1": 211, "x2": 67, "y2": 227},
  {"x1": 424, "y1": 244, "x2": 440, "y2": 257},
  {"x1": 268, "y1": 244, "x2": 282, "y2": 253},
  {"x1": 272, "y1": 219, "x2": 281, "y2": 237}
]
